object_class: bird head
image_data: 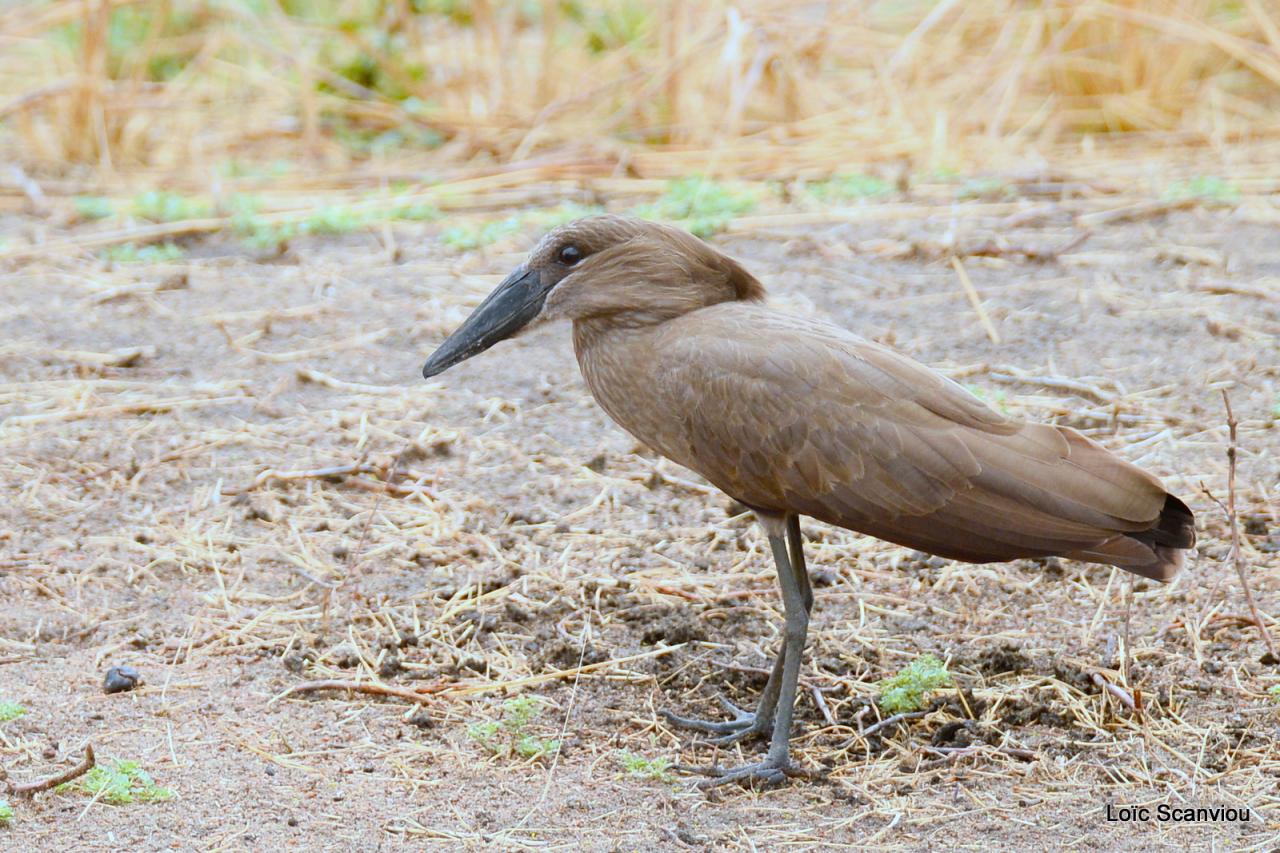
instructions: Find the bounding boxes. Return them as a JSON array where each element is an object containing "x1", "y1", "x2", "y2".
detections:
[{"x1": 422, "y1": 215, "x2": 763, "y2": 379}]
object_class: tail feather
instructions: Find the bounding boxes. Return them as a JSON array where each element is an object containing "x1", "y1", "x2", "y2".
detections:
[
  {"x1": 1065, "y1": 495, "x2": 1196, "y2": 582},
  {"x1": 1148, "y1": 494, "x2": 1196, "y2": 549}
]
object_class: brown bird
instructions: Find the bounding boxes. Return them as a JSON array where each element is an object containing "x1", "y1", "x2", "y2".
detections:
[{"x1": 422, "y1": 215, "x2": 1195, "y2": 787}]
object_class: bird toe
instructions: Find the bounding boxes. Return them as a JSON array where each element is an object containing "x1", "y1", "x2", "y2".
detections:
[
  {"x1": 660, "y1": 703, "x2": 771, "y2": 741},
  {"x1": 676, "y1": 758, "x2": 818, "y2": 790}
]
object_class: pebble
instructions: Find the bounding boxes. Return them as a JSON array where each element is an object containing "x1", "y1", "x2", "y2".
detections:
[{"x1": 103, "y1": 665, "x2": 141, "y2": 694}]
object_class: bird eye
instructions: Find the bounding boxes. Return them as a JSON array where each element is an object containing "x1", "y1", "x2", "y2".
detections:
[{"x1": 558, "y1": 245, "x2": 583, "y2": 266}]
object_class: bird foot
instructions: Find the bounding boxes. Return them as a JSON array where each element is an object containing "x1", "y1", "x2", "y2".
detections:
[
  {"x1": 674, "y1": 757, "x2": 823, "y2": 790},
  {"x1": 660, "y1": 695, "x2": 773, "y2": 745}
]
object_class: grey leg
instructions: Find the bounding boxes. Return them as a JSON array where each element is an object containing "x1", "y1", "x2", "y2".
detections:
[
  {"x1": 677, "y1": 524, "x2": 819, "y2": 788},
  {"x1": 661, "y1": 635, "x2": 785, "y2": 742},
  {"x1": 788, "y1": 514, "x2": 813, "y2": 613},
  {"x1": 662, "y1": 515, "x2": 812, "y2": 745}
]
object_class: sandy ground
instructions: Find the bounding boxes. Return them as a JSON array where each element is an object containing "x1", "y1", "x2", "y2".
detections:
[{"x1": 1, "y1": 191, "x2": 1278, "y2": 851}]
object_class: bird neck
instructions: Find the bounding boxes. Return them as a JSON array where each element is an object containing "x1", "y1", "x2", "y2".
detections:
[
  {"x1": 569, "y1": 317, "x2": 676, "y2": 462},
  {"x1": 571, "y1": 315, "x2": 634, "y2": 359}
]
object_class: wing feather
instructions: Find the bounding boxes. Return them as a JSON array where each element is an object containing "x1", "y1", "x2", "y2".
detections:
[{"x1": 646, "y1": 306, "x2": 1169, "y2": 563}]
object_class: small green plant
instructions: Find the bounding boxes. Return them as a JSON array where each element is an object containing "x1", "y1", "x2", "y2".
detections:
[
  {"x1": 467, "y1": 696, "x2": 560, "y2": 761},
  {"x1": 333, "y1": 122, "x2": 444, "y2": 155},
  {"x1": 411, "y1": 0, "x2": 475, "y2": 26},
  {"x1": 964, "y1": 384, "x2": 1011, "y2": 414},
  {"x1": 102, "y1": 242, "x2": 186, "y2": 264},
  {"x1": 525, "y1": 202, "x2": 605, "y2": 229},
  {"x1": 51, "y1": 5, "x2": 199, "y2": 81},
  {"x1": 74, "y1": 196, "x2": 116, "y2": 220},
  {"x1": 0, "y1": 799, "x2": 11, "y2": 827},
  {"x1": 633, "y1": 177, "x2": 759, "y2": 237},
  {"x1": 513, "y1": 733, "x2": 560, "y2": 760},
  {"x1": 297, "y1": 204, "x2": 375, "y2": 235},
  {"x1": 441, "y1": 203, "x2": 604, "y2": 252},
  {"x1": 0, "y1": 701, "x2": 25, "y2": 722},
  {"x1": 958, "y1": 177, "x2": 1014, "y2": 200},
  {"x1": 132, "y1": 191, "x2": 211, "y2": 222},
  {"x1": 877, "y1": 654, "x2": 952, "y2": 714},
  {"x1": 388, "y1": 200, "x2": 443, "y2": 222},
  {"x1": 234, "y1": 196, "x2": 444, "y2": 249},
  {"x1": 234, "y1": 206, "x2": 366, "y2": 249},
  {"x1": 1268, "y1": 684, "x2": 1280, "y2": 703},
  {"x1": 57, "y1": 759, "x2": 172, "y2": 805},
  {"x1": 809, "y1": 174, "x2": 894, "y2": 201},
  {"x1": 928, "y1": 167, "x2": 962, "y2": 182},
  {"x1": 617, "y1": 750, "x2": 675, "y2": 783},
  {"x1": 1163, "y1": 176, "x2": 1240, "y2": 203},
  {"x1": 441, "y1": 216, "x2": 525, "y2": 251},
  {"x1": 573, "y1": 1, "x2": 652, "y2": 54},
  {"x1": 216, "y1": 158, "x2": 295, "y2": 180}
]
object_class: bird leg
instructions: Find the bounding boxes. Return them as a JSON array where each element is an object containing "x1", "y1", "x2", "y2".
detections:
[
  {"x1": 661, "y1": 515, "x2": 812, "y2": 746},
  {"x1": 788, "y1": 513, "x2": 814, "y2": 613},
  {"x1": 676, "y1": 518, "x2": 820, "y2": 788},
  {"x1": 660, "y1": 648, "x2": 785, "y2": 743}
]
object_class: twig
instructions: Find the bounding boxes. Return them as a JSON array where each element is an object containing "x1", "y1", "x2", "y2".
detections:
[
  {"x1": 225, "y1": 457, "x2": 437, "y2": 500},
  {"x1": 7, "y1": 744, "x2": 96, "y2": 796},
  {"x1": 810, "y1": 685, "x2": 836, "y2": 726},
  {"x1": 985, "y1": 364, "x2": 1117, "y2": 406},
  {"x1": 224, "y1": 462, "x2": 371, "y2": 495},
  {"x1": 272, "y1": 679, "x2": 444, "y2": 706},
  {"x1": 1126, "y1": 578, "x2": 1136, "y2": 676},
  {"x1": 923, "y1": 745, "x2": 1036, "y2": 759},
  {"x1": 960, "y1": 231, "x2": 1091, "y2": 262},
  {"x1": 1075, "y1": 197, "x2": 1196, "y2": 227},
  {"x1": 1091, "y1": 672, "x2": 1136, "y2": 712},
  {"x1": 1220, "y1": 390, "x2": 1277, "y2": 660},
  {"x1": 860, "y1": 710, "x2": 930, "y2": 739},
  {"x1": 1022, "y1": 231, "x2": 1091, "y2": 262},
  {"x1": 912, "y1": 744, "x2": 1036, "y2": 772},
  {"x1": 646, "y1": 463, "x2": 717, "y2": 495},
  {"x1": 950, "y1": 256, "x2": 1001, "y2": 344}
]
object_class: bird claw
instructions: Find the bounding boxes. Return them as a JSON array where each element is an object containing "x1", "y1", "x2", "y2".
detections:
[
  {"x1": 660, "y1": 695, "x2": 773, "y2": 744},
  {"x1": 674, "y1": 759, "x2": 823, "y2": 790}
]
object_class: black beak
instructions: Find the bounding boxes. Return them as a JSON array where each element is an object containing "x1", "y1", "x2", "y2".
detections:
[{"x1": 422, "y1": 266, "x2": 546, "y2": 379}]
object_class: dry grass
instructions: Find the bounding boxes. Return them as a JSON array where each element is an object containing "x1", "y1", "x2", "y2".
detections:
[
  {"x1": 2, "y1": 0, "x2": 1280, "y2": 181},
  {"x1": 1, "y1": 181, "x2": 1278, "y2": 846}
]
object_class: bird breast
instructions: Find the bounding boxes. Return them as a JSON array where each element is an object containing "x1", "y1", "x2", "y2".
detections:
[{"x1": 572, "y1": 319, "x2": 702, "y2": 472}]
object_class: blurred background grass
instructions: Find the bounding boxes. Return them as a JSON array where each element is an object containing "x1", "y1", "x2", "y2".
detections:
[{"x1": 2, "y1": 0, "x2": 1279, "y2": 190}]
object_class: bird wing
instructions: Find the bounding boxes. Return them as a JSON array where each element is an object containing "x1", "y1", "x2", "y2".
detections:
[{"x1": 652, "y1": 307, "x2": 1169, "y2": 563}]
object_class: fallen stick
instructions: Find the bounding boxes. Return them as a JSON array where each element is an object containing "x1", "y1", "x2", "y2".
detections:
[
  {"x1": 341, "y1": 476, "x2": 439, "y2": 500},
  {"x1": 7, "y1": 744, "x2": 96, "y2": 796},
  {"x1": 1075, "y1": 197, "x2": 1197, "y2": 227},
  {"x1": 912, "y1": 744, "x2": 1036, "y2": 772},
  {"x1": 225, "y1": 461, "x2": 437, "y2": 500},
  {"x1": 443, "y1": 644, "x2": 685, "y2": 697},
  {"x1": 810, "y1": 685, "x2": 837, "y2": 726},
  {"x1": 858, "y1": 710, "x2": 930, "y2": 740},
  {"x1": 227, "y1": 463, "x2": 372, "y2": 495},
  {"x1": 985, "y1": 364, "x2": 1117, "y2": 406},
  {"x1": 272, "y1": 679, "x2": 445, "y2": 706},
  {"x1": 924, "y1": 745, "x2": 1036, "y2": 759},
  {"x1": 1220, "y1": 391, "x2": 1277, "y2": 660},
  {"x1": 1091, "y1": 672, "x2": 1137, "y2": 712},
  {"x1": 950, "y1": 256, "x2": 1001, "y2": 345}
]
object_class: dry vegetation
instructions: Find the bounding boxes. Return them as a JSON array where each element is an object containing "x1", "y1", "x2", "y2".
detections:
[{"x1": 1, "y1": 0, "x2": 1279, "y2": 850}]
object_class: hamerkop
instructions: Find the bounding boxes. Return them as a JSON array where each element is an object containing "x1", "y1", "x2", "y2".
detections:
[{"x1": 421, "y1": 215, "x2": 1196, "y2": 787}]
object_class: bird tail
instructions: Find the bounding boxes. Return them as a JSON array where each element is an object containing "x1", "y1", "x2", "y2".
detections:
[{"x1": 1064, "y1": 494, "x2": 1196, "y2": 582}]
